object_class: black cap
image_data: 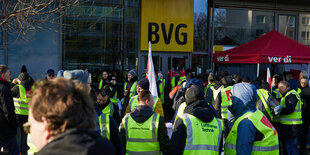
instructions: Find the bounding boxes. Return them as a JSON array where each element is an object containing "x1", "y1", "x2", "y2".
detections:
[{"x1": 137, "y1": 78, "x2": 149, "y2": 90}]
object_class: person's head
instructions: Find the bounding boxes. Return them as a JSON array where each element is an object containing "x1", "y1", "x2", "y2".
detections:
[
  {"x1": 46, "y1": 69, "x2": 55, "y2": 80},
  {"x1": 220, "y1": 70, "x2": 228, "y2": 79},
  {"x1": 26, "y1": 78, "x2": 95, "y2": 151},
  {"x1": 242, "y1": 77, "x2": 250, "y2": 83},
  {"x1": 186, "y1": 72, "x2": 195, "y2": 80},
  {"x1": 299, "y1": 71, "x2": 308, "y2": 81},
  {"x1": 102, "y1": 71, "x2": 108, "y2": 80},
  {"x1": 81, "y1": 66, "x2": 89, "y2": 73},
  {"x1": 175, "y1": 70, "x2": 180, "y2": 77},
  {"x1": 111, "y1": 76, "x2": 116, "y2": 85},
  {"x1": 137, "y1": 90, "x2": 153, "y2": 108},
  {"x1": 272, "y1": 74, "x2": 283, "y2": 86},
  {"x1": 97, "y1": 86, "x2": 110, "y2": 110},
  {"x1": 137, "y1": 78, "x2": 149, "y2": 94},
  {"x1": 63, "y1": 70, "x2": 89, "y2": 85},
  {"x1": 221, "y1": 76, "x2": 234, "y2": 87},
  {"x1": 232, "y1": 74, "x2": 240, "y2": 83},
  {"x1": 300, "y1": 78, "x2": 308, "y2": 88},
  {"x1": 0, "y1": 65, "x2": 10, "y2": 81},
  {"x1": 260, "y1": 82, "x2": 271, "y2": 92},
  {"x1": 128, "y1": 69, "x2": 136, "y2": 81},
  {"x1": 185, "y1": 85, "x2": 204, "y2": 105},
  {"x1": 285, "y1": 72, "x2": 294, "y2": 81},
  {"x1": 278, "y1": 81, "x2": 290, "y2": 95},
  {"x1": 208, "y1": 73, "x2": 216, "y2": 84},
  {"x1": 21, "y1": 65, "x2": 27, "y2": 73}
]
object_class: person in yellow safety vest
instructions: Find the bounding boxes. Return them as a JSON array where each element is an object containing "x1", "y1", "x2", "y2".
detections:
[
  {"x1": 11, "y1": 72, "x2": 33, "y2": 155},
  {"x1": 125, "y1": 78, "x2": 164, "y2": 117},
  {"x1": 204, "y1": 73, "x2": 216, "y2": 105},
  {"x1": 168, "y1": 84, "x2": 223, "y2": 155},
  {"x1": 109, "y1": 76, "x2": 119, "y2": 105},
  {"x1": 271, "y1": 74, "x2": 283, "y2": 101},
  {"x1": 25, "y1": 78, "x2": 115, "y2": 154},
  {"x1": 256, "y1": 82, "x2": 274, "y2": 122},
  {"x1": 157, "y1": 73, "x2": 165, "y2": 105},
  {"x1": 120, "y1": 89, "x2": 169, "y2": 154},
  {"x1": 98, "y1": 71, "x2": 109, "y2": 90},
  {"x1": 171, "y1": 70, "x2": 186, "y2": 91},
  {"x1": 97, "y1": 87, "x2": 121, "y2": 125},
  {"x1": 122, "y1": 70, "x2": 138, "y2": 115},
  {"x1": 214, "y1": 76, "x2": 234, "y2": 139},
  {"x1": 274, "y1": 81, "x2": 303, "y2": 155},
  {"x1": 224, "y1": 83, "x2": 279, "y2": 155}
]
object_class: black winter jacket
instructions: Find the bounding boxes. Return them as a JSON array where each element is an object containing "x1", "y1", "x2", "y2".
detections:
[
  {"x1": 0, "y1": 79, "x2": 17, "y2": 141},
  {"x1": 37, "y1": 128, "x2": 115, "y2": 155}
]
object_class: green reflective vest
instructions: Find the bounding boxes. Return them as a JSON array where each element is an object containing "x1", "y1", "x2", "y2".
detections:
[
  {"x1": 102, "y1": 102, "x2": 114, "y2": 116},
  {"x1": 179, "y1": 113, "x2": 223, "y2": 155},
  {"x1": 124, "y1": 81, "x2": 137, "y2": 99},
  {"x1": 272, "y1": 88, "x2": 282, "y2": 100},
  {"x1": 13, "y1": 85, "x2": 30, "y2": 115},
  {"x1": 98, "y1": 113, "x2": 110, "y2": 140},
  {"x1": 257, "y1": 89, "x2": 273, "y2": 120},
  {"x1": 279, "y1": 90, "x2": 302, "y2": 125},
  {"x1": 225, "y1": 110, "x2": 279, "y2": 155},
  {"x1": 173, "y1": 102, "x2": 187, "y2": 124},
  {"x1": 98, "y1": 79, "x2": 105, "y2": 90},
  {"x1": 220, "y1": 86, "x2": 232, "y2": 119},
  {"x1": 211, "y1": 85, "x2": 224, "y2": 104},
  {"x1": 123, "y1": 113, "x2": 160, "y2": 155},
  {"x1": 158, "y1": 79, "x2": 165, "y2": 104},
  {"x1": 171, "y1": 76, "x2": 186, "y2": 90},
  {"x1": 129, "y1": 95, "x2": 159, "y2": 112},
  {"x1": 204, "y1": 83, "x2": 215, "y2": 105}
]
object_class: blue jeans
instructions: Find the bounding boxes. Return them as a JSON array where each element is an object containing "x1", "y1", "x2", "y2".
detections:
[
  {"x1": 0, "y1": 136, "x2": 20, "y2": 155},
  {"x1": 285, "y1": 137, "x2": 299, "y2": 155}
]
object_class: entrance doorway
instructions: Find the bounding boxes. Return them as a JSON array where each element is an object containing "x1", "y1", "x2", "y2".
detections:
[{"x1": 138, "y1": 52, "x2": 191, "y2": 80}]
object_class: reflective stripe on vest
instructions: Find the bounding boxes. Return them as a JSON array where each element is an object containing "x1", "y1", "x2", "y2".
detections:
[
  {"x1": 102, "y1": 102, "x2": 114, "y2": 116},
  {"x1": 220, "y1": 86, "x2": 232, "y2": 119},
  {"x1": 123, "y1": 113, "x2": 160, "y2": 155},
  {"x1": 129, "y1": 95, "x2": 158, "y2": 112},
  {"x1": 279, "y1": 90, "x2": 302, "y2": 125},
  {"x1": 158, "y1": 79, "x2": 165, "y2": 104},
  {"x1": 180, "y1": 113, "x2": 223, "y2": 155},
  {"x1": 273, "y1": 89, "x2": 282, "y2": 99},
  {"x1": 124, "y1": 81, "x2": 137, "y2": 98},
  {"x1": 99, "y1": 113, "x2": 110, "y2": 140},
  {"x1": 225, "y1": 110, "x2": 279, "y2": 155},
  {"x1": 13, "y1": 85, "x2": 30, "y2": 115},
  {"x1": 173, "y1": 102, "x2": 187, "y2": 125},
  {"x1": 257, "y1": 89, "x2": 273, "y2": 120}
]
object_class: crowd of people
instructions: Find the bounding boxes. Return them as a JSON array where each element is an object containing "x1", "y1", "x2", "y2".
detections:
[{"x1": 0, "y1": 64, "x2": 309, "y2": 155}]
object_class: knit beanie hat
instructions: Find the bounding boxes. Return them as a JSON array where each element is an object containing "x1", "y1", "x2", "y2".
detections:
[
  {"x1": 63, "y1": 70, "x2": 89, "y2": 84},
  {"x1": 185, "y1": 85, "x2": 204, "y2": 105},
  {"x1": 137, "y1": 78, "x2": 149, "y2": 90},
  {"x1": 128, "y1": 69, "x2": 136, "y2": 77}
]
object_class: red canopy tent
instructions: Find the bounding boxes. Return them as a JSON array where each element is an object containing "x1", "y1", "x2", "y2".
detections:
[{"x1": 213, "y1": 30, "x2": 310, "y2": 64}]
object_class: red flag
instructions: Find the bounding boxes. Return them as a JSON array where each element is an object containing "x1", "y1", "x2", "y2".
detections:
[{"x1": 267, "y1": 67, "x2": 271, "y2": 91}]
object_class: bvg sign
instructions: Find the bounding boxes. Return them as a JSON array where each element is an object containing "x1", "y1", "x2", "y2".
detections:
[{"x1": 140, "y1": 0, "x2": 194, "y2": 52}]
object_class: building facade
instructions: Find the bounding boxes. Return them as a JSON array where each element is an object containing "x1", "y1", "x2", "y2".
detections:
[{"x1": 2, "y1": 0, "x2": 310, "y2": 80}]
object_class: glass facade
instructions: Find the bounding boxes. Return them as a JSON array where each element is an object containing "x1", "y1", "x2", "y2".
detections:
[
  {"x1": 278, "y1": 14, "x2": 296, "y2": 40},
  {"x1": 299, "y1": 14, "x2": 310, "y2": 47},
  {"x1": 63, "y1": 0, "x2": 140, "y2": 73},
  {"x1": 214, "y1": 8, "x2": 275, "y2": 45}
]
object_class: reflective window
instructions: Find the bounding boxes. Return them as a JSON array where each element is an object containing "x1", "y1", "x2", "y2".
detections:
[
  {"x1": 278, "y1": 15, "x2": 296, "y2": 40},
  {"x1": 299, "y1": 14, "x2": 310, "y2": 47},
  {"x1": 214, "y1": 8, "x2": 274, "y2": 45}
]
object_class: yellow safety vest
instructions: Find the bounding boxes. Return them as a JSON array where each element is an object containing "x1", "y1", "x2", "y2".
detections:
[
  {"x1": 256, "y1": 89, "x2": 273, "y2": 120},
  {"x1": 102, "y1": 102, "x2": 114, "y2": 116},
  {"x1": 124, "y1": 81, "x2": 137, "y2": 99},
  {"x1": 158, "y1": 79, "x2": 165, "y2": 104},
  {"x1": 272, "y1": 88, "x2": 282, "y2": 100},
  {"x1": 171, "y1": 76, "x2": 186, "y2": 90},
  {"x1": 173, "y1": 102, "x2": 187, "y2": 125},
  {"x1": 98, "y1": 113, "x2": 110, "y2": 140},
  {"x1": 225, "y1": 110, "x2": 279, "y2": 155},
  {"x1": 13, "y1": 85, "x2": 30, "y2": 115},
  {"x1": 220, "y1": 86, "x2": 232, "y2": 119},
  {"x1": 279, "y1": 90, "x2": 302, "y2": 125},
  {"x1": 211, "y1": 85, "x2": 224, "y2": 104},
  {"x1": 123, "y1": 113, "x2": 160, "y2": 155},
  {"x1": 129, "y1": 95, "x2": 158, "y2": 112},
  {"x1": 179, "y1": 113, "x2": 223, "y2": 155}
]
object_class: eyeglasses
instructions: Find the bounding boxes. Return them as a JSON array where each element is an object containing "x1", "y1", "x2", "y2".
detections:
[{"x1": 23, "y1": 122, "x2": 31, "y2": 134}]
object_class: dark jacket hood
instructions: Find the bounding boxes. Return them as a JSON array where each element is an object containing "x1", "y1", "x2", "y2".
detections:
[
  {"x1": 128, "y1": 76, "x2": 138, "y2": 83},
  {"x1": 37, "y1": 128, "x2": 115, "y2": 155},
  {"x1": 131, "y1": 105, "x2": 154, "y2": 123},
  {"x1": 228, "y1": 83, "x2": 257, "y2": 118},
  {"x1": 184, "y1": 100, "x2": 214, "y2": 123},
  {"x1": 213, "y1": 81, "x2": 223, "y2": 90}
]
